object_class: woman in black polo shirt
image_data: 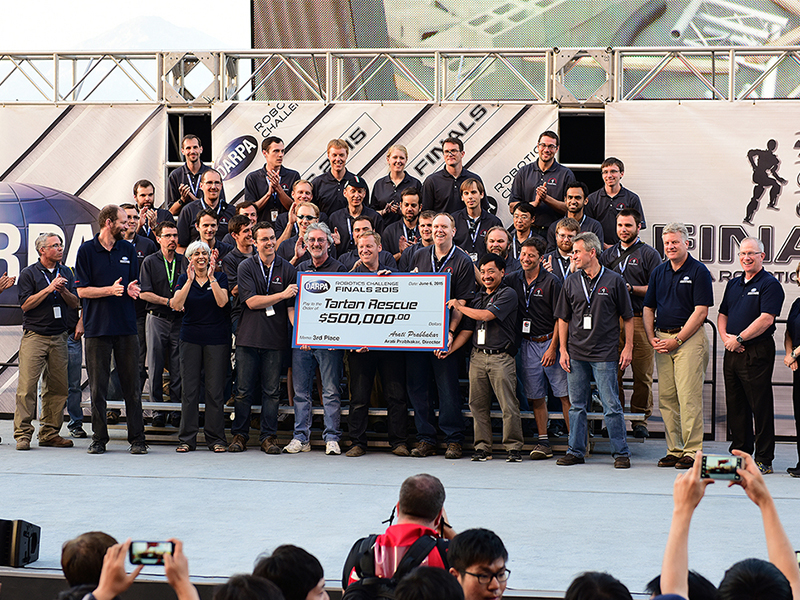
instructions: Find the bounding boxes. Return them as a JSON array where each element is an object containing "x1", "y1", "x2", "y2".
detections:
[
  {"x1": 783, "y1": 262, "x2": 800, "y2": 477},
  {"x1": 172, "y1": 241, "x2": 230, "y2": 452}
]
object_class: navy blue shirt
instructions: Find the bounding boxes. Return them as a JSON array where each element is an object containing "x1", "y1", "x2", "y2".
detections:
[
  {"x1": 244, "y1": 165, "x2": 301, "y2": 221},
  {"x1": 600, "y1": 240, "x2": 662, "y2": 314},
  {"x1": 371, "y1": 172, "x2": 422, "y2": 211},
  {"x1": 139, "y1": 251, "x2": 188, "y2": 318},
  {"x1": 176, "y1": 272, "x2": 230, "y2": 346},
  {"x1": 167, "y1": 163, "x2": 226, "y2": 210},
  {"x1": 452, "y1": 209, "x2": 502, "y2": 262},
  {"x1": 644, "y1": 254, "x2": 714, "y2": 330},
  {"x1": 176, "y1": 199, "x2": 236, "y2": 248},
  {"x1": 462, "y1": 285, "x2": 518, "y2": 350},
  {"x1": 410, "y1": 244, "x2": 476, "y2": 303},
  {"x1": 237, "y1": 255, "x2": 297, "y2": 350},
  {"x1": 504, "y1": 267, "x2": 563, "y2": 337},
  {"x1": 543, "y1": 250, "x2": 573, "y2": 283},
  {"x1": 785, "y1": 297, "x2": 800, "y2": 346},
  {"x1": 555, "y1": 267, "x2": 633, "y2": 362},
  {"x1": 546, "y1": 214, "x2": 604, "y2": 252},
  {"x1": 297, "y1": 256, "x2": 347, "y2": 273},
  {"x1": 18, "y1": 261, "x2": 76, "y2": 336},
  {"x1": 509, "y1": 160, "x2": 575, "y2": 229},
  {"x1": 719, "y1": 268, "x2": 784, "y2": 343},
  {"x1": 75, "y1": 236, "x2": 139, "y2": 338},
  {"x1": 421, "y1": 167, "x2": 484, "y2": 215},
  {"x1": 328, "y1": 207, "x2": 385, "y2": 256},
  {"x1": 312, "y1": 169, "x2": 368, "y2": 217},
  {"x1": 382, "y1": 220, "x2": 420, "y2": 257},
  {"x1": 586, "y1": 186, "x2": 645, "y2": 245},
  {"x1": 398, "y1": 243, "x2": 428, "y2": 272},
  {"x1": 137, "y1": 208, "x2": 175, "y2": 242},
  {"x1": 221, "y1": 247, "x2": 252, "y2": 323}
]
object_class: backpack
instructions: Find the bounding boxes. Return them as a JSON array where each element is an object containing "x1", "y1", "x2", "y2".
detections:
[{"x1": 341, "y1": 534, "x2": 449, "y2": 600}]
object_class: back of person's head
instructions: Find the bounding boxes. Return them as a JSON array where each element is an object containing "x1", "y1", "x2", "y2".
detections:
[
  {"x1": 448, "y1": 529, "x2": 508, "y2": 573},
  {"x1": 396, "y1": 566, "x2": 465, "y2": 600},
  {"x1": 397, "y1": 474, "x2": 445, "y2": 523},
  {"x1": 645, "y1": 570, "x2": 718, "y2": 600},
  {"x1": 565, "y1": 572, "x2": 633, "y2": 600},
  {"x1": 213, "y1": 575, "x2": 285, "y2": 600},
  {"x1": 60, "y1": 531, "x2": 117, "y2": 587},
  {"x1": 253, "y1": 545, "x2": 324, "y2": 600},
  {"x1": 717, "y1": 558, "x2": 791, "y2": 600}
]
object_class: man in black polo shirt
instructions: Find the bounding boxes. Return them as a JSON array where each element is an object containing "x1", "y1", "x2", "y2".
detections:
[
  {"x1": 328, "y1": 175, "x2": 383, "y2": 256},
  {"x1": 555, "y1": 232, "x2": 633, "y2": 468},
  {"x1": 229, "y1": 221, "x2": 298, "y2": 455},
  {"x1": 718, "y1": 237, "x2": 784, "y2": 474},
  {"x1": 509, "y1": 203, "x2": 536, "y2": 261},
  {"x1": 509, "y1": 131, "x2": 574, "y2": 237},
  {"x1": 586, "y1": 157, "x2": 645, "y2": 248},
  {"x1": 312, "y1": 139, "x2": 369, "y2": 216},
  {"x1": 176, "y1": 169, "x2": 235, "y2": 250},
  {"x1": 76, "y1": 205, "x2": 146, "y2": 455},
  {"x1": 195, "y1": 209, "x2": 234, "y2": 265},
  {"x1": 382, "y1": 187, "x2": 421, "y2": 261},
  {"x1": 546, "y1": 181, "x2": 604, "y2": 252},
  {"x1": 166, "y1": 134, "x2": 225, "y2": 217},
  {"x1": 337, "y1": 215, "x2": 397, "y2": 271},
  {"x1": 542, "y1": 217, "x2": 578, "y2": 283},
  {"x1": 485, "y1": 226, "x2": 520, "y2": 273},
  {"x1": 644, "y1": 222, "x2": 713, "y2": 469},
  {"x1": 408, "y1": 212, "x2": 476, "y2": 459},
  {"x1": 450, "y1": 253, "x2": 521, "y2": 462},
  {"x1": 421, "y1": 137, "x2": 484, "y2": 215},
  {"x1": 14, "y1": 232, "x2": 79, "y2": 450},
  {"x1": 244, "y1": 136, "x2": 300, "y2": 222},
  {"x1": 139, "y1": 222, "x2": 188, "y2": 429},
  {"x1": 132, "y1": 179, "x2": 174, "y2": 243},
  {"x1": 398, "y1": 210, "x2": 435, "y2": 272},
  {"x1": 222, "y1": 214, "x2": 255, "y2": 331},
  {"x1": 600, "y1": 209, "x2": 661, "y2": 439},
  {"x1": 504, "y1": 236, "x2": 568, "y2": 460},
  {"x1": 453, "y1": 179, "x2": 502, "y2": 263}
]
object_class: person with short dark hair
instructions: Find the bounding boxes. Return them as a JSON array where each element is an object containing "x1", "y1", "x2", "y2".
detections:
[
  {"x1": 167, "y1": 134, "x2": 226, "y2": 217},
  {"x1": 453, "y1": 179, "x2": 502, "y2": 263},
  {"x1": 253, "y1": 545, "x2": 327, "y2": 600},
  {"x1": 510, "y1": 203, "x2": 536, "y2": 261},
  {"x1": 644, "y1": 571, "x2": 718, "y2": 600},
  {"x1": 328, "y1": 175, "x2": 382, "y2": 256},
  {"x1": 194, "y1": 209, "x2": 234, "y2": 264},
  {"x1": 60, "y1": 531, "x2": 117, "y2": 589},
  {"x1": 244, "y1": 136, "x2": 300, "y2": 222},
  {"x1": 398, "y1": 211, "x2": 436, "y2": 272},
  {"x1": 337, "y1": 216, "x2": 398, "y2": 271},
  {"x1": 546, "y1": 182, "x2": 604, "y2": 252},
  {"x1": 448, "y1": 529, "x2": 509, "y2": 600},
  {"x1": 312, "y1": 139, "x2": 369, "y2": 216},
  {"x1": 213, "y1": 575, "x2": 285, "y2": 600},
  {"x1": 133, "y1": 179, "x2": 174, "y2": 242},
  {"x1": 223, "y1": 214, "x2": 256, "y2": 331},
  {"x1": 222, "y1": 202, "x2": 258, "y2": 246},
  {"x1": 586, "y1": 157, "x2": 645, "y2": 248},
  {"x1": 176, "y1": 168, "x2": 235, "y2": 250},
  {"x1": 421, "y1": 138, "x2": 484, "y2": 214},
  {"x1": 565, "y1": 572, "x2": 633, "y2": 600},
  {"x1": 397, "y1": 567, "x2": 465, "y2": 600},
  {"x1": 382, "y1": 187, "x2": 422, "y2": 260}
]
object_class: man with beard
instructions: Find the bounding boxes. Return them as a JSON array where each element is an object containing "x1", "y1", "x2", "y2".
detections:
[{"x1": 546, "y1": 181, "x2": 603, "y2": 252}]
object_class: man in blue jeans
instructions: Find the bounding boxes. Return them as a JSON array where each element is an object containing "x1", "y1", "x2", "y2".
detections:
[{"x1": 554, "y1": 232, "x2": 633, "y2": 468}]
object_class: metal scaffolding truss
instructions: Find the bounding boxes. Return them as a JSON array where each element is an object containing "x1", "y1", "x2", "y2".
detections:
[{"x1": 1, "y1": 47, "x2": 799, "y2": 106}]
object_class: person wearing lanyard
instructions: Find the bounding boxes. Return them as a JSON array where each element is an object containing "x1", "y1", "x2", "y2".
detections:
[
  {"x1": 452, "y1": 179, "x2": 502, "y2": 264},
  {"x1": 166, "y1": 134, "x2": 226, "y2": 217},
  {"x1": 545, "y1": 182, "x2": 604, "y2": 252},
  {"x1": 138, "y1": 222, "x2": 188, "y2": 430},
  {"x1": 337, "y1": 215, "x2": 398, "y2": 271},
  {"x1": 328, "y1": 176, "x2": 383, "y2": 257},
  {"x1": 542, "y1": 217, "x2": 579, "y2": 282},
  {"x1": 132, "y1": 179, "x2": 174, "y2": 243},
  {"x1": 371, "y1": 144, "x2": 422, "y2": 224},
  {"x1": 244, "y1": 136, "x2": 300, "y2": 222},
  {"x1": 229, "y1": 222, "x2": 298, "y2": 454},
  {"x1": 484, "y1": 226, "x2": 521, "y2": 274},
  {"x1": 449, "y1": 253, "x2": 522, "y2": 462},
  {"x1": 176, "y1": 169, "x2": 235, "y2": 251},
  {"x1": 555, "y1": 232, "x2": 634, "y2": 468},
  {"x1": 586, "y1": 157, "x2": 646, "y2": 249},
  {"x1": 382, "y1": 187, "x2": 422, "y2": 261},
  {"x1": 600, "y1": 209, "x2": 661, "y2": 440},
  {"x1": 312, "y1": 139, "x2": 369, "y2": 216},
  {"x1": 408, "y1": 213, "x2": 476, "y2": 459},
  {"x1": 398, "y1": 210, "x2": 436, "y2": 272},
  {"x1": 510, "y1": 203, "x2": 536, "y2": 260},
  {"x1": 503, "y1": 236, "x2": 569, "y2": 460},
  {"x1": 14, "y1": 232, "x2": 79, "y2": 450}
]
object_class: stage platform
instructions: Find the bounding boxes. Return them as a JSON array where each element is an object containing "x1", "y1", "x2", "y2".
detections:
[{"x1": 1, "y1": 418, "x2": 799, "y2": 599}]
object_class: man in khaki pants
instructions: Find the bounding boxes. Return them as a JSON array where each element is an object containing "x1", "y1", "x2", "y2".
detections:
[
  {"x1": 643, "y1": 223, "x2": 713, "y2": 469},
  {"x1": 14, "y1": 233, "x2": 79, "y2": 450}
]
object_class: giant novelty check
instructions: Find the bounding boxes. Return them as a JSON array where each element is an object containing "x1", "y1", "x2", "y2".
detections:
[{"x1": 293, "y1": 273, "x2": 451, "y2": 350}]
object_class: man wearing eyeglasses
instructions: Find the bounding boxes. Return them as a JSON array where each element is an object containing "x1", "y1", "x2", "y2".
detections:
[
  {"x1": 586, "y1": 157, "x2": 645, "y2": 249},
  {"x1": 176, "y1": 169, "x2": 235, "y2": 251},
  {"x1": 421, "y1": 137, "x2": 485, "y2": 215},
  {"x1": 509, "y1": 130, "x2": 575, "y2": 238},
  {"x1": 718, "y1": 237, "x2": 784, "y2": 474},
  {"x1": 448, "y1": 528, "x2": 510, "y2": 600}
]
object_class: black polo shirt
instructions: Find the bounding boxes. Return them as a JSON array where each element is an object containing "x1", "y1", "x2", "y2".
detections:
[
  {"x1": 128, "y1": 235, "x2": 157, "y2": 320},
  {"x1": 297, "y1": 256, "x2": 347, "y2": 273},
  {"x1": 237, "y1": 254, "x2": 297, "y2": 350},
  {"x1": 243, "y1": 165, "x2": 301, "y2": 221},
  {"x1": 139, "y1": 251, "x2": 188, "y2": 318},
  {"x1": 546, "y1": 214, "x2": 604, "y2": 252},
  {"x1": 351, "y1": 261, "x2": 394, "y2": 273},
  {"x1": 452, "y1": 209, "x2": 502, "y2": 262},
  {"x1": 312, "y1": 169, "x2": 369, "y2": 216},
  {"x1": 338, "y1": 249, "x2": 398, "y2": 271},
  {"x1": 586, "y1": 186, "x2": 645, "y2": 244},
  {"x1": 137, "y1": 208, "x2": 175, "y2": 242},
  {"x1": 176, "y1": 199, "x2": 236, "y2": 248},
  {"x1": 382, "y1": 220, "x2": 420, "y2": 257},
  {"x1": 555, "y1": 267, "x2": 633, "y2": 362},
  {"x1": 222, "y1": 247, "x2": 253, "y2": 322},
  {"x1": 176, "y1": 272, "x2": 230, "y2": 345},
  {"x1": 543, "y1": 250, "x2": 573, "y2": 283},
  {"x1": 786, "y1": 298, "x2": 800, "y2": 346},
  {"x1": 75, "y1": 236, "x2": 139, "y2": 337},
  {"x1": 719, "y1": 268, "x2": 784, "y2": 343},
  {"x1": 328, "y1": 207, "x2": 385, "y2": 256},
  {"x1": 504, "y1": 267, "x2": 562, "y2": 337},
  {"x1": 462, "y1": 285, "x2": 518, "y2": 351},
  {"x1": 600, "y1": 240, "x2": 662, "y2": 314},
  {"x1": 643, "y1": 254, "x2": 714, "y2": 330},
  {"x1": 504, "y1": 255, "x2": 521, "y2": 273},
  {"x1": 398, "y1": 243, "x2": 428, "y2": 272},
  {"x1": 18, "y1": 261, "x2": 76, "y2": 336},
  {"x1": 167, "y1": 163, "x2": 226, "y2": 209},
  {"x1": 211, "y1": 241, "x2": 234, "y2": 265},
  {"x1": 371, "y1": 172, "x2": 422, "y2": 211},
  {"x1": 421, "y1": 167, "x2": 484, "y2": 215},
  {"x1": 509, "y1": 160, "x2": 575, "y2": 229},
  {"x1": 410, "y1": 244, "x2": 476, "y2": 303}
]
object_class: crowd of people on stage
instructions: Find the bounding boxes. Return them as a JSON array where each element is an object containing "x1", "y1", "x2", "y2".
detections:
[
  {"x1": 6, "y1": 129, "x2": 800, "y2": 475},
  {"x1": 56, "y1": 470, "x2": 800, "y2": 600}
]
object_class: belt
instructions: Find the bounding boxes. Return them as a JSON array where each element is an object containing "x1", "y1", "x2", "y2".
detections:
[
  {"x1": 475, "y1": 347, "x2": 508, "y2": 355},
  {"x1": 522, "y1": 331, "x2": 553, "y2": 343},
  {"x1": 147, "y1": 310, "x2": 180, "y2": 321},
  {"x1": 656, "y1": 327, "x2": 682, "y2": 334},
  {"x1": 633, "y1": 311, "x2": 643, "y2": 317}
]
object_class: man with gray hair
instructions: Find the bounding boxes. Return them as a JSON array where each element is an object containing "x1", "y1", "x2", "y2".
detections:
[
  {"x1": 718, "y1": 237, "x2": 783, "y2": 474},
  {"x1": 644, "y1": 222, "x2": 713, "y2": 469},
  {"x1": 555, "y1": 232, "x2": 634, "y2": 468},
  {"x1": 14, "y1": 232, "x2": 79, "y2": 450}
]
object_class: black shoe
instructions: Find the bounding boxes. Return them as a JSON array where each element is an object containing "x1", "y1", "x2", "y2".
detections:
[
  {"x1": 168, "y1": 413, "x2": 181, "y2": 428},
  {"x1": 506, "y1": 450, "x2": 522, "y2": 463},
  {"x1": 106, "y1": 411, "x2": 120, "y2": 425},
  {"x1": 787, "y1": 465, "x2": 800, "y2": 477},
  {"x1": 471, "y1": 449, "x2": 492, "y2": 461},
  {"x1": 151, "y1": 414, "x2": 167, "y2": 428},
  {"x1": 632, "y1": 423, "x2": 649, "y2": 439},
  {"x1": 130, "y1": 442, "x2": 148, "y2": 455},
  {"x1": 70, "y1": 428, "x2": 88, "y2": 439},
  {"x1": 87, "y1": 441, "x2": 106, "y2": 454}
]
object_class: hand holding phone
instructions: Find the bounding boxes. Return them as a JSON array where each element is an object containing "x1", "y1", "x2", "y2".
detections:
[
  {"x1": 701, "y1": 454, "x2": 743, "y2": 481},
  {"x1": 129, "y1": 541, "x2": 175, "y2": 565}
]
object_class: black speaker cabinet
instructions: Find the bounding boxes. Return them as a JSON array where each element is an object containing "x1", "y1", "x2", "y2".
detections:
[{"x1": 0, "y1": 519, "x2": 40, "y2": 567}]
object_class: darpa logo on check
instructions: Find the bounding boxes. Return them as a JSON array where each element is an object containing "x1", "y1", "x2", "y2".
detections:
[{"x1": 304, "y1": 280, "x2": 330, "y2": 293}]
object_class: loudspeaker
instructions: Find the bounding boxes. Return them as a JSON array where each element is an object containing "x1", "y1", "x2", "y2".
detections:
[{"x1": 0, "y1": 519, "x2": 40, "y2": 567}]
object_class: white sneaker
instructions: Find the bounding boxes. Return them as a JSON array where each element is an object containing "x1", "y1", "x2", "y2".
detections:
[
  {"x1": 283, "y1": 439, "x2": 310, "y2": 454},
  {"x1": 325, "y1": 441, "x2": 341, "y2": 455}
]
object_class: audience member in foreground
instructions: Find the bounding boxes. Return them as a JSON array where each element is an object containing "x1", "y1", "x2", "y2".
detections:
[
  {"x1": 657, "y1": 450, "x2": 800, "y2": 600},
  {"x1": 645, "y1": 571, "x2": 718, "y2": 600},
  {"x1": 254, "y1": 544, "x2": 328, "y2": 600},
  {"x1": 58, "y1": 531, "x2": 117, "y2": 599},
  {"x1": 565, "y1": 572, "x2": 633, "y2": 600},
  {"x1": 396, "y1": 566, "x2": 465, "y2": 600},
  {"x1": 448, "y1": 528, "x2": 510, "y2": 600},
  {"x1": 213, "y1": 575, "x2": 285, "y2": 600}
]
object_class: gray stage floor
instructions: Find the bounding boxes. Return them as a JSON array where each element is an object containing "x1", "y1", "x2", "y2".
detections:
[{"x1": 1, "y1": 419, "x2": 799, "y2": 597}]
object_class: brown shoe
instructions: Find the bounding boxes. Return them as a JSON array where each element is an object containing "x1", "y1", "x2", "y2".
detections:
[
  {"x1": 16, "y1": 439, "x2": 31, "y2": 451},
  {"x1": 39, "y1": 435, "x2": 74, "y2": 448},
  {"x1": 614, "y1": 456, "x2": 631, "y2": 469},
  {"x1": 346, "y1": 445, "x2": 366, "y2": 457},
  {"x1": 261, "y1": 436, "x2": 281, "y2": 455},
  {"x1": 410, "y1": 440, "x2": 436, "y2": 457},
  {"x1": 657, "y1": 454, "x2": 680, "y2": 467},
  {"x1": 675, "y1": 456, "x2": 694, "y2": 469},
  {"x1": 228, "y1": 434, "x2": 247, "y2": 453},
  {"x1": 444, "y1": 442, "x2": 462, "y2": 459},
  {"x1": 391, "y1": 444, "x2": 410, "y2": 457}
]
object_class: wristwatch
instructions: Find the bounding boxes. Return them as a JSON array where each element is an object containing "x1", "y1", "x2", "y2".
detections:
[{"x1": 736, "y1": 335, "x2": 744, "y2": 344}]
